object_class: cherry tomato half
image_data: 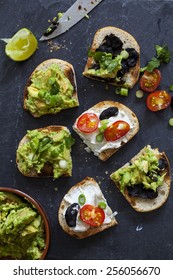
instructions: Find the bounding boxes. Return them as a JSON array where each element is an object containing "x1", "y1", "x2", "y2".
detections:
[
  {"x1": 104, "y1": 120, "x2": 130, "y2": 142},
  {"x1": 76, "y1": 113, "x2": 99, "y2": 133},
  {"x1": 80, "y1": 204, "x2": 105, "y2": 227},
  {"x1": 139, "y1": 69, "x2": 161, "y2": 92},
  {"x1": 146, "y1": 90, "x2": 171, "y2": 112}
]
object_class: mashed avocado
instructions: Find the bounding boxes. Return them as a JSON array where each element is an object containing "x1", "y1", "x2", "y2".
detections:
[
  {"x1": 0, "y1": 192, "x2": 46, "y2": 260},
  {"x1": 111, "y1": 147, "x2": 165, "y2": 193},
  {"x1": 85, "y1": 50, "x2": 129, "y2": 79},
  {"x1": 17, "y1": 128, "x2": 75, "y2": 179},
  {"x1": 25, "y1": 64, "x2": 78, "y2": 117}
]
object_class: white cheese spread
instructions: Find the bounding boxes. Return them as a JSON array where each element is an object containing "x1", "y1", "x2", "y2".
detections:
[
  {"x1": 73, "y1": 108, "x2": 134, "y2": 156},
  {"x1": 64, "y1": 183, "x2": 114, "y2": 232}
]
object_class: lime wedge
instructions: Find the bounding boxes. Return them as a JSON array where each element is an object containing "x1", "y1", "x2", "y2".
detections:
[{"x1": 5, "y1": 28, "x2": 38, "y2": 61}]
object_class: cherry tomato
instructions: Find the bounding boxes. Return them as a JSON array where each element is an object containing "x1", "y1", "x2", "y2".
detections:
[
  {"x1": 76, "y1": 113, "x2": 99, "y2": 133},
  {"x1": 104, "y1": 120, "x2": 130, "y2": 142},
  {"x1": 139, "y1": 69, "x2": 161, "y2": 92},
  {"x1": 146, "y1": 90, "x2": 171, "y2": 112},
  {"x1": 80, "y1": 204, "x2": 105, "y2": 227}
]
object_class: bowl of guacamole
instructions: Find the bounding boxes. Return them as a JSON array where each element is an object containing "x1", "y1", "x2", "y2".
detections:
[{"x1": 0, "y1": 188, "x2": 50, "y2": 260}]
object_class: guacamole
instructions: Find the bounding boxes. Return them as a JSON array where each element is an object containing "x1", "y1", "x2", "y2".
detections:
[
  {"x1": 111, "y1": 147, "x2": 165, "y2": 193},
  {"x1": 16, "y1": 128, "x2": 75, "y2": 179},
  {"x1": 0, "y1": 191, "x2": 46, "y2": 260},
  {"x1": 25, "y1": 64, "x2": 79, "y2": 117}
]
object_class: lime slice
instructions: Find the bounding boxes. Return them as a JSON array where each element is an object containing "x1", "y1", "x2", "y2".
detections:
[{"x1": 5, "y1": 28, "x2": 38, "y2": 61}]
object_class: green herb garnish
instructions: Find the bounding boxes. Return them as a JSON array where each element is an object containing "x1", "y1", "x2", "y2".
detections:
[
  {"x1": 169, "y1": 85, "x2": 173, "y2": 91},
  {"x1": 98, "y1": 202, "x2": 107, "y2": 209},
  {"x1": 140, "y1": 45, "x2": 171, "y2": 73},
  {"x1": 78, "y1": 194, "x2": 86, "y2": 205}
]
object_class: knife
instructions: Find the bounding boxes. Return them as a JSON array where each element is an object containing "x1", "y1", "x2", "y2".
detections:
[{"x1": 39, "y1": 0, "x2": 103, "y2": 41}]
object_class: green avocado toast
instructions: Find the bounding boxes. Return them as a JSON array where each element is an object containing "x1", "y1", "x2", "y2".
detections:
[
  {"x1": 110, "y1": 145, "x2": 171, "y2": 212},
  {"x1": 16, "y1": 126, "x2": 75, "y2": 179},
  {"x1": 24, "y1": 59, "x2": 79, "y2": 117}
]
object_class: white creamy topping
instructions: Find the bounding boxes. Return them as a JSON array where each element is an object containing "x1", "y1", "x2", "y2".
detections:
[
  {"x1": 74, "y1": 108, "x2": 134, "y2": 156},
  {"x1": 64, "y1": 184, "x2": 113, "y2": 232}
]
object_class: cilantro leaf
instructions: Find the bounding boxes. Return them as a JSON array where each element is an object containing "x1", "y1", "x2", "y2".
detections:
[
  {"x1": 155, "y1": 45, "x2": 171, "y2": 63},
  {"x1": 140, "y1": 44, "x2": 171, "y2": 72}
]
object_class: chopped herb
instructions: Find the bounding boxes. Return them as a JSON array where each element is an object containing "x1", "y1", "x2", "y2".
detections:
[
  {"x1": 115, "y1": 87, "x2": 129, "y2": 96},
  {"x1": 136, "y1": 90, "x2": 144, "y2": 98},
  {"x1": 155, "y1": 45, "x2": 171, "y2": 63},
  {"x1": 169, "y1": 85, "x2": 173, "y2": 91},
  {"x1": 169, "y1": 118, "x2": 173, "y2": 126},
  {"x1": 78, "y1": 194, "x2": 86, "y2": 205},
  {"x1": 84, "y1": 14, "x2": 90, "y2": 19},
  {"x1": 98, "y1": 202, "x2": 107, "y2": 209},
  {"x1": 96, "y1": 133, "x2": 104, "y2": 142},
  {"x1": 57, "y1": 12, "x2": 64, "y2": 20},
  {"x1": 140, "y1": 45, "x2": 172, "y2": 73}
]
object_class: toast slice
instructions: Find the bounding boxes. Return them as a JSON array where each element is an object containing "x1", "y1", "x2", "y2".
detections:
[
  {"x1": 83, "y1": 26, "x2": 140, "y2": 89},
  {"x1": 16, "y1": 125, "x2": 75, "y2": 178},
  {"x1": 110, "y1": 145, "x2": 171, "y2": 212},
  {"x1": 58, "y1": 177, "x2": 117, "y2": 239},
  {"x1": 73, "y1": 101, "x2": 139, "y2": 161},
  {"x1": 24, "y1": 59, "x2": 79, "y2": 117}
]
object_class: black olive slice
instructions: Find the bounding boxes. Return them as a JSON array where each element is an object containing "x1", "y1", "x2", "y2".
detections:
[
  {"x1": 127, "y1": 184, "x2": 158, "y2": 199},
  {"x1": 158, "y1": 157, "x2": 168, "y2": 171},
  {"x1": 65, "y1": 203, "x2": 80, "y2": 227},
  {"x1": 99, "y1": 107, "x2": 119, "y2": 120},
  {"x1": 125, "y1": 48, "x2": 139, "y2": 67},
  {"x1": 96, "y1": 34, "x2": 123, "y2": 57}
]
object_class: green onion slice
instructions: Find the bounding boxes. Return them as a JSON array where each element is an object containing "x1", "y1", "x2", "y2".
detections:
[
  {"x1": 78, "y1": 194, "x2": 86, "y2": 205},
  {"x1": 98, "y1": 201, "x2": 107, "y2": 209},
  {"x1": 169, "y1": 118, "x2": 173, "y2": 126},
  {"x1": 136, "y1": 90, "x2": 144, "y2": 98},
  {"x1": 96, "y1": 133, "x2": 104, "y2": 142}
]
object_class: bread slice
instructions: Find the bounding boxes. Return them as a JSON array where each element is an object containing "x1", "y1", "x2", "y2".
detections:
[
  {"x1": 16, "y1": 125, "x2": 73, "y2": 178},
  {"x1": 58, "y1": 177, "x2": 117, "y2": 239},
  {"x1": 83, "y1": 26, "x2": 140, "y2": 88},
  {"x1": 110, "y1": 145, "x2": 171, "y2": 212},
  {"x1": 24, "y1": 59, "x2": 79, "y2": 117},
  {"x1": 73, "y1": 101, "x2": 139, "y2": 161}
]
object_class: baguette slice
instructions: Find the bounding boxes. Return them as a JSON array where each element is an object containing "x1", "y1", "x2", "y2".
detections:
[
  {"x1": 73, "y1": 101, "x2": 139, "y2": 161},
  {"x1": 110, "y1": 145, "x2": 171, "y2": 212},
  {"x1": 24, "y1": 59, "x2": 79, "y2": 117},
  {"x1": 16, "y1": 125, "x2": 73, "y2": 178},
  {"x1": 83, "y1": 26, "x2": 140, "y2": 88},
  {"x1": 58, "y1": 177, "x2": 117, "y2": 239}
]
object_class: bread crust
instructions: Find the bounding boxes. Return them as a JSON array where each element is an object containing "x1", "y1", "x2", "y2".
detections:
[
  {"x1": 24, "y1": 59, "x2": 79, "y2": 117},
  {"x1": 111, "y1": 146, "x2": 171, "y2": 212},
  {"x1": 58, "y1": 177, "x2": 117, "y2": 239},
  {"x1": 16, "y1": 125, "x2": 72, "y2": 178},
  {"x1": 83, "y1": 26, "x2": 140, "y2": 88},
  {"x1": 73, "y1": 101, "x2": 139, "y2": 161}
]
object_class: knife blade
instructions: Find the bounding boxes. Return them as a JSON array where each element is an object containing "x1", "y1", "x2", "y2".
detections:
[{"x1": 39, "y1": 0, "x2": 103, "y2": 41}]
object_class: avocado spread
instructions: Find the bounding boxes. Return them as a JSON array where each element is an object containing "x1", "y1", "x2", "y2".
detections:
[
  {"x1": 17, "y1": 128, "x2": 75, "y2": 178},
  {"x1": 0, "y1": 191, "x2": 46, "y2": 260},
  {"x1": 25, "y1": 64, "x2": 78, "y2": 117},
  {"x1": 86, "y1": 50, "x2": 127, "y2": 79},
  {"x1": 111, "y1": 147, "x2": 166, "y2": 194}
]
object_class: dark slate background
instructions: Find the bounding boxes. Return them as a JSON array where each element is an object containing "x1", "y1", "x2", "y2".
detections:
[{"x1": 0, "y1": 0, "x2": 173, "y2": 260}]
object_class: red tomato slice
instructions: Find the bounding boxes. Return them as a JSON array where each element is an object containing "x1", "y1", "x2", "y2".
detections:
[
  {"x1": 139, "y1": 69, "x2": 161, "y2": 92},
  {"x1": 76, "y1": 113, "x2": 99, "y2": 133},
  {"x1": 80, "y1": 204, "x2": 105, "y2": 227},
  {"x1": 146, "y1": 90, "x2": 171, "y2": 112},
  {"x1": 104, "y1": 120, "x2": 130, "y2": 142}
]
